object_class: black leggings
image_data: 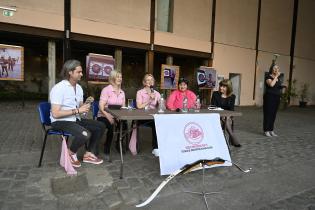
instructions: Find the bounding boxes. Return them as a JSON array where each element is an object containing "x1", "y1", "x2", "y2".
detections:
[
  {"x1": 263, "y1": 93, "x2": 280, "y2": 132},
  {"x1": 51, "y1": 119, "x2": 105, "y2": 154},
  {"x1": 97, "y1": 117, "x2": 127, "y2": 154}
]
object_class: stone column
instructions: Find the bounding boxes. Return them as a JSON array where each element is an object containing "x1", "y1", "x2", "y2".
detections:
[
  {"x1": 114, "y1": 48, "x2": 122, "y2": 72},
  {"x1": 145, "y1": 51, "x2": 154, "y2": 74},
  {"x1": 48, "y1": 41, "x2": 56, "y2": 100},
  {"x1": 166, "y1": 55, "x2": 173, "y2": 65},
  {"x1": 203, "y1": 59, "x2": 211, "y2": 67}
]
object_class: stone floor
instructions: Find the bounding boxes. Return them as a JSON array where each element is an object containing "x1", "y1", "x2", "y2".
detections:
[{"x1": 0, "y1": 101, "x2": 314, "y2": 210}]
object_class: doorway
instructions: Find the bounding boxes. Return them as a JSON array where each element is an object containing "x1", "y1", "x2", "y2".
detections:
[{"x1": 229, "y1": 73, "x2": 241, "y2": 106}]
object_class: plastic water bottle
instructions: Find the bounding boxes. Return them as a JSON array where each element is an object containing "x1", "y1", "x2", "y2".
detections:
[
  {"x1": 158, "y1": 94, "x2": 165, "y2": 113},
  {"x1": 195, "y1": 95, "x2": 201, "y2": 112},
  {"x1": 182, "y1": 96, "x2": 188, "y2": 112}
]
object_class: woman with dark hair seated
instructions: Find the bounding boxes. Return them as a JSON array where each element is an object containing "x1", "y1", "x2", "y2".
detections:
[
  {"x1": 166, "y1": 77, "x2": 197, "y2": 111},
  {"x1": 211, "y1": 79, "x2": 241, "y2": 147}
]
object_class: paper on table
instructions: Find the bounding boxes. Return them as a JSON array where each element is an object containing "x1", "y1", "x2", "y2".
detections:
[{"x1": 208, "y1": 107, "x2": 224, "y2": 111}]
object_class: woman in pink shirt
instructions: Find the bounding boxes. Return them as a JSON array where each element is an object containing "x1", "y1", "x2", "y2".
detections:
[
  {"x1": 167, "y1": 77, "x2": 197, "y2": 111},
  {"x1": 136, "y1": 74, "x2": 161, "y2": 157},
  {"x1": 97, "y1": 70, "x2": 125, "y2": 158}
]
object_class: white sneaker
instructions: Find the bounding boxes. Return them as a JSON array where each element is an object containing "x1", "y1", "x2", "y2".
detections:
[
  {"x1": 152, "y1": 149, "x2": 159, "y2": 157},
  {"x1": 270, "y1": 131, "x2": 278, "y2": 137},
  {"x1": 264, "y1": 131, "x2": 272, "y2": 137}
]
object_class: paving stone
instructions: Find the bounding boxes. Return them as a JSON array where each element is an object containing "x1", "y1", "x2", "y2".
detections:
[
  {"x1": 40, "y1": 200, "x2": 58, "y2": 210},
  {"x1": 26, "y1": 186, "x2": 42, "y2": 195},
  {"x1": 15, "y1": 171, "x2": 29, "y2": 180},
  {"x1": 126, "y1": 177, "x2": 143, "y2": 189},
  {"x1": 7, "y1": 190, "x2": 25, "y2": 201},
  {"x1": 112, "y1": 179, "x2": 130, "y2": 190},
  {"x1": 11, "y1": 180, "x2": 26, "y2": 191},
  {"x1": 308, "y1": 205, "x2": 315, "y2": 210},
  {"x1": 51, "y1": 174, "x2": 88, "y2": 195},
  {"x1": 87, "y1": 199, "x2": 108, "y2": 210},
  {"x1": 140, "y1": 177, "x2": 155, "y2": 189},
  {"x1": 19, "y1": 166, "x2": 32, "y2": 171},
  {"x1": 23, "y1": 195, "x2": 43, "y2": 206},
  {"x1": 0, "y1": 190, "x2": 9, "y2": 201},
  {"x1": 118, "y1": 188, "x2": 140, "y2": 205},
  {"x1": 0, "y1": 179, "x2": 12, "y2": 190},
  {"x1": 1, "y1": 171, "x2": 16, "y2": 179},
  {"x1": 102, "y1": 192, "x2": 123, "y2": 209},
  {"x1": 27, "y1": 175, "x2": 42, "y2": 183},
  {"x1": 1, "y1": 201, "x2": 23, "y2": 210},
  {"x1": 133, "y1": 187, "x2": 151, "y2": 202}
]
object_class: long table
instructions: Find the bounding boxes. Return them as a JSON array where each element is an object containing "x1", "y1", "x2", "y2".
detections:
[{"x1": 105, "y1": 108, "x2": 242, "y2": 179}]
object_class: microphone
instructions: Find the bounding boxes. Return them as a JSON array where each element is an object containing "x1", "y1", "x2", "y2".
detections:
[
  {"x1": 150, "y1": 85, "x2": 154, "y2": 93},
  {"x1": 273, "y1": 54, "x2": 280, "y2": 62}
]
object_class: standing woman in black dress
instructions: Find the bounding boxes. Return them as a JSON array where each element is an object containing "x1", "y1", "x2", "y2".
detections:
[
  {"x1": 211, "y1": 79, "x2": 241, "y2": 147},
  {"x1": 263, "y1": 64, "x2": 284, "y2": 137}
]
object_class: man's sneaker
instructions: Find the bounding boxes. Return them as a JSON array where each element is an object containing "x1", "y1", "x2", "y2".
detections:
[
  {"x1": 152, "y1": 149, "x2": 159, "y2": 157},
  {"x1": 270, "y1": 131, "x2": 278, "y2": 137},
  {"x1": 264, "y1": 131, "x2": 272, "y2": 137},
  {"x1": 83, "y1": 154, "x2": 103, "y2": 165},
  {"x1": 69, "y1": 153, "x2": 81, "y2": 168}
]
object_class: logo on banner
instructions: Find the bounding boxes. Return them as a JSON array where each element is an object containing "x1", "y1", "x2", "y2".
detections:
[
  {"x1": 184, "y1": 122, "x2": 204, "y2": 144},
  {"x1": 181, "y1": 122, "x2": 212, "y2": 153}
]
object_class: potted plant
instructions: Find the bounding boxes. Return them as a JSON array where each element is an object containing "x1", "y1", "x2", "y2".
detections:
[
  {"x1": 299, "y1": 82, "x2": 309, "y2": 107},
  {"x1": 280, "y1": 79, "x2": 298, "y2": 109}
]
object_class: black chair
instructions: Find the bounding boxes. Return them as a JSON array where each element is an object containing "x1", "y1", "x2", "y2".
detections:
[{"x1": 37, "y1": 102, "x2": 72, "y2": 167}]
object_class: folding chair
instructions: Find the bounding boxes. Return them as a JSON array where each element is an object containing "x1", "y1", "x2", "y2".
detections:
[{"x1": 37, "y1": 102, "x2": 71, "y2": 167}]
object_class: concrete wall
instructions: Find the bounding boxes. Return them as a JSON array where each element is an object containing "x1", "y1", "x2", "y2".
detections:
[
  {"x1": 155, "y1": 0, "x2": 212, "y2": 52},
  {"x1": 215, "y1": 0, "x2": 258, "y2": 49},
  {"x1": 71, "y1": 0, "x2": 150, "y2": 43},
  {"x1": 259, "y1": 0, "x2": 293, "y2": 54},
  {"x1": 0, "y1": 0, "x2": 63, "y2": 31},
  {"x1": 214, "y1": 0, "x2": 258, "y2": 105}
]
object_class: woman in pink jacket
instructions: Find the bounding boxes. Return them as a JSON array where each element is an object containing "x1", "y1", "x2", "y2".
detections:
[{"x1": 167, "y1": 77, "x2": 197, "y2": 111}]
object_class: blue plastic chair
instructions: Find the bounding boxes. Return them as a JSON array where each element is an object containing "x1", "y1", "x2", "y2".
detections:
[
  {"x1": 37, "y1": 102, "x2": 72, "y2": 167},
  {"x1": 92, "y1": 101, "x2": 99, "y2": 120}
]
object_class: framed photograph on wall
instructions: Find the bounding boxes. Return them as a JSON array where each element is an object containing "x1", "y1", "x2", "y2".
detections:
[
  {"x1": 197, "y1": 66, "x2": 217, "y2": 89},
  {"x1": 216, "y1": 75, "x2": 225, "y2": 89},
  {"x1": 0, "y1": 44, "x2": 24, "y2": 81},
  {"x1": 86, "y1": 53, "x2": 115, "y2": 84},
  {"x1": 160, "y1": 64, "x2": 180, "y2": 89}
]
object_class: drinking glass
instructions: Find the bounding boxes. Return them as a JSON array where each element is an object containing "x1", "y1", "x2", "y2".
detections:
[{"x1": 127, "y1": 99, "x2": 133, "y2": 109}]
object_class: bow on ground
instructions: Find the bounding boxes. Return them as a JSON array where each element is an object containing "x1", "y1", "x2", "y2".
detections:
[{"x1": 135, "y1": 158, "x2": 226, "y2": 208}]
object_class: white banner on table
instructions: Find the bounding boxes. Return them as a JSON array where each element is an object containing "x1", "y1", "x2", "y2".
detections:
[{"x1": 154, "y1": 113, "x2": 232, "y2": 175}]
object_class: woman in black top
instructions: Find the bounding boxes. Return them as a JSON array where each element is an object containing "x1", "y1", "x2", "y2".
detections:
[
  {"x1": 211, "y1": 79, "x2": 241, "y2": 147},
  {"x1": 263, "y1": 64, "x2": 284, "y2": 137}
]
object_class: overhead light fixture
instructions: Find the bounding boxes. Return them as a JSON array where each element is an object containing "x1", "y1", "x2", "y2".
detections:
[{"x1": 0, "y1": 6, "x2": 17, "y2": 17}]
